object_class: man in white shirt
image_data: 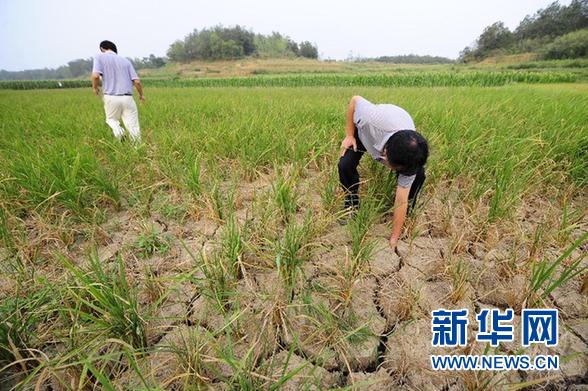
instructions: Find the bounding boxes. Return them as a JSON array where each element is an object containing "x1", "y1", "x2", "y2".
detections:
[
  {"x1": 91, "y1": 40, "x2": 144, "y2": 144},
  {"x1": 339, "y1": 96, "x2": 429, "y2": 249}
]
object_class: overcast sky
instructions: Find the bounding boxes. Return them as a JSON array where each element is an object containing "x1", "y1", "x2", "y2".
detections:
[{"x1": 0, "y1": 0, "x2": 569, "y2": 71}]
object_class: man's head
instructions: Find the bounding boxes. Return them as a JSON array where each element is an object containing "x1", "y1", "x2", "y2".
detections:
[
  {"x1": 99, "y1": 40, "x2": 118, "y2": 53},
  {"x1": 384, "y1": 130, "x2": 429, "y2": 176}
]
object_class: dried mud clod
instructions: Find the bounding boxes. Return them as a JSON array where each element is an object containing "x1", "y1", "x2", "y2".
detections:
[
  {"x1": 402, "y1": 237, "x2": 450, "y2": 281},
  {"x1": 383, "y1": 318, "x2": 457, "y2": 389},
  {"x1": 261, "y1": 350, "x2": 342, "y2": 391},
  {"x1": 282, "y1": 276, "x2": 386, "y2": 373},
  {"x1": 376, "y1": 272, "x2": 420, "y2": 329},
  {"x1": 115, "y1": 324, "x2": 215, "y2": 389},
  {"x1": 369, "y1": 238, "x2": 402, "y2": 278},
  {"x1": 346, "y1": 368, "x2": 396, "y2": 390},
  {"x1": 550, "y1": 274, "x2": 588, "y2": 320}
]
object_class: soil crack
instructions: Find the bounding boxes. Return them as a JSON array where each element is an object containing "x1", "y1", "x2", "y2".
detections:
[{"x1": 370, "y1": 273, "x2": 398, "y2": 373}]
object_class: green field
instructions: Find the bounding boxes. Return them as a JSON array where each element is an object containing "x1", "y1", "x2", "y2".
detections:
[
  {"x1": 3, "y1": 57, "x2": 588, "y2": 90},
  {"x1": 0, "y1": 69, "x2": 584, "y2": 90},
  {"x1": 0, "y1": 82, "x2": 587, "y2": 389}
]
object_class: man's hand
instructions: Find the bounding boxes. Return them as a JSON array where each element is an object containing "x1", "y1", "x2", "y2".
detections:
[
  {"x1": 133, "y1": 80, "x2": 144, "y2": 103},
  {"x1": 91, "y1": 72, "x2": 101, "y2": 96},
  {"x1": 340, "y1": 135, "x2": 357, "y2": 157},
  {"x1": 341, "y1": 96, "x2": 361, "y2": 156},
  {"x1": 389, "y1": 235, "x2": 398, "y2": 250},
  {"x1": 389, "y1": 186, "x2": 409, "y2": 250}
]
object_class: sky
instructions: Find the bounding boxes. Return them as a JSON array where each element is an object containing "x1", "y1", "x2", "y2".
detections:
[{"x1": 0, "y1": 0, "x2": 571, "y2": 71}]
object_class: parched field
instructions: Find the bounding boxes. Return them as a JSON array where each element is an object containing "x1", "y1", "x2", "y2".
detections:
[{"x1": 0, "y1": 82, "x2": 587, "y2": 390}]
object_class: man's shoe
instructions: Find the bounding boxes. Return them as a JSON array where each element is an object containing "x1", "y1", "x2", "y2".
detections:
[{"x1": 337, "y1": 207, "x2": 357, "y2": 225}]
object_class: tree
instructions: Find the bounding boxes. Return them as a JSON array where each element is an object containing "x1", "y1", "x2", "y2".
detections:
[
  {"x1": 254, "y1": 32, "x2": 293, "y2": 57},
  {"x1": 287, "y1": 39, "x2": 299, "y2": 56},
  {"x1": 129, "y1": 55, "x2": 166, "y2": 70},
  {"x1": 299, "y1": 41, "x2": 318, "y2": 59},
  {"x1": 184, "y1": 29, "x2": 202, "y2": 59},
  {"x1": 477, "y1": 22, "x2": 513, "y2": 53},
  {"x1": 147, "y1": 54, "x2": 166, "y2": 68},
  {"x1": 167, "y1": 40, "x2": 188, "y2": 62},
  {"x1": 515, "y1": 0, "x2": 588, "y2": 39},
  {"x1": 217, "y1": 25, "x2": 255, "y2": 56},
  {"x1": 67, "y1": 58, "x2": 93, "y2": 78},
  {"x1": 541, "y1": 28, "x2": 588, "y2": 58},
  {"x1": 459, "y1": 0, "x2": 588, "y2": 61}
]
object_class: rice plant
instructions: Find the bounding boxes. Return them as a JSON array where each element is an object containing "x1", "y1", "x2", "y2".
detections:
[
  {"x1": 556, "y1": 196, "x2": 585, "y2": 247},
  {"x1": 23, "y1": 339, "x2": 151, "y2": 391},
  {"x1": 196, "y1": 252, "x2": 236, "y2": 313},
  {"x1": 0, "y1": 281, "x2": 58, "y2": 370},
  {"x1": 185, "y1": 158, "x2": 202, "y2": 196},
  {"x1": 206, "y1": 180, "x2": 235, "y2": 221},
  {"x1": 134, "y1": 224, "x2": 172, "y2": 259},
  {"x1": 165, "y1": 327, "x2": 215, "y2": 389},
  {"x1": 272, "y1": 169, "x2": 299, "y2": 224},
  {"x1": 365, "y1": 158, "x2": 397, "y2": 213},
  {"x1": 448, "y1": 257, "x2": 470, "y2": 303},
  {"x1": 0, "y1": 206, "x2": 12, "y2": 250},
  {"x1": 320, "y1": 165, "x2": 341, "y2": 213},
  {"x1": 275, "y1": 213, "x2": 314, "y2": 299},
  {"x1": 301, "y1": 294, "x2": 373, "y2": 369},
  {"x1": 347, "y1": 197, "x2": 379, "y2": 275},
  {"x1": 220, "y1": 214, "x2": 244, "y2": 279},
  {"x1": 60, "y1": 254, "x2": 148, "y2": 349},
  {"x1": 4, "y1": 143, "x2": 120, "y2": 218},
  {"x1": 526, "y1": 232, "x2": 587, "y2": 306}
]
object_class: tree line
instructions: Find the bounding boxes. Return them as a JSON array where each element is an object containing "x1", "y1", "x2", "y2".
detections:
[
  {"x1": 460, "y1": 0, "x2": 588, "y2": 62},
  {"x1": 0, "y1": 25, "x2": 318, "y2": 80},
  {"x1": 0, "y1": 55, "x2": 166, "y2": 81},
  {"x1": 167, "y1": 25, "x2": 318, "y2": 61}
]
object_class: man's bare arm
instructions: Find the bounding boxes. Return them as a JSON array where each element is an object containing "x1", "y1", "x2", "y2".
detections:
[
  {"x1": 91, "y1": 72, "x2": 101, "y2": 95},
  {"x1": 133, "y1": 79, "x2": 144, "y2": 102},
  {"x1": 340, "y1": 95, "x2": 361, "y2": 156},
  {"x1": 390, "y1": 186, "x2": 409, "y2": 248}
]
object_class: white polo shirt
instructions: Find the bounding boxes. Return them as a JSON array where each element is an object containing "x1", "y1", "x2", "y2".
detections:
[{"x1": 353, "y1": 97, "x2": 417, "y2": 188}]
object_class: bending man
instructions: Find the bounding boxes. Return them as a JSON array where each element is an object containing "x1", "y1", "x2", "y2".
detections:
[{"x1": 338, "y1": 95, "x2": 429, "y2": 249}]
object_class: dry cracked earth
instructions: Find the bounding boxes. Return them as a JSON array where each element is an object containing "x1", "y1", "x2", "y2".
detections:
[{"x1": 1, "y1": 169, "x2": 587, "y2": 390}]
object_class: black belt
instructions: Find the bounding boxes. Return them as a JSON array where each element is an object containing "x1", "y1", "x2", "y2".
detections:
[{"x1": 105, "y1": 93, "x2": 132, "y2": 96}]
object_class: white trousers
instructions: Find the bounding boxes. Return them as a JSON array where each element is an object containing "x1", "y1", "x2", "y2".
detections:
[{"x1": 103, "y1": 95, "x2": 141, "y2": 143}]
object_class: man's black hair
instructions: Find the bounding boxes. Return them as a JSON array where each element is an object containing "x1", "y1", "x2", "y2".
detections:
[
  {"x1": 385, "y1": 130, "x2": 429, "y2": 176},
  {"x1": 100, "y1": 40, "x2": 118, "y2": 53}
]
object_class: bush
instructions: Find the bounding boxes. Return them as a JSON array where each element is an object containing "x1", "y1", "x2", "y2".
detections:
[{"x1": 540, "y1": 28, "x2": 588, "y2": 59}]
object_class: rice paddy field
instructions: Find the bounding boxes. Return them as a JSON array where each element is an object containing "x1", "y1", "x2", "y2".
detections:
[{"x1": 0, "y1": 71, "x2": 587, "y2": 390}]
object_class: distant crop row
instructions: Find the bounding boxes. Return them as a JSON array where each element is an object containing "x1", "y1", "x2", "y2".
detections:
[{"x1": 0, "y1": 71, "x2": 579, "y2": 90}]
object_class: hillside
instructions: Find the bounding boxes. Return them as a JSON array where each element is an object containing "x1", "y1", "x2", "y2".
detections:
[{"x1": 138, "y1": 58, "x2": 456, "y2": 79}]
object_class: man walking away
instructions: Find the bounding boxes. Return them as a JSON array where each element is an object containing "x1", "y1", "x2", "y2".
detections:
[{"x1": 91, "y1": 40, "x2": 144, "y2": 144}]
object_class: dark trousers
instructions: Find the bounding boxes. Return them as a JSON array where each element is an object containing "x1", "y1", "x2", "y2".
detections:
[{"x1": 338, "y1": 128, "x2": 426, "y2": 212}]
